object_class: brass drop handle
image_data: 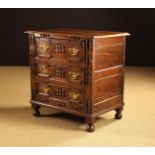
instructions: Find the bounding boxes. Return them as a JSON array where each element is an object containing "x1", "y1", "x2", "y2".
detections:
[
  {"x1": 68, "y1": 48, "x2": 79, "y2": 56},
  {"x1": 42, "y1": 87, "x2": 49, "y2": 94},
  {"x1": 40, "y1": 44, "x2": 49, "y2": 52},
  {"x1": 39, "y1": 65, "x2": 48, "y2": 73},
  {"x1": 69, "y1": 92, "x2": 80, "y2": 100},
  {"x1": 69, "y1": 72, "x2": 80, "y2": 80}
]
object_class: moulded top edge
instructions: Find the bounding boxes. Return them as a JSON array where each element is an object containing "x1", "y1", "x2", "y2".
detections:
[
  {"x1": 93, "y1": 32, "x2": 130, "y2": 39},
  {"x1": 24, "y1": 29, "x2": 130, "y2": 39}
]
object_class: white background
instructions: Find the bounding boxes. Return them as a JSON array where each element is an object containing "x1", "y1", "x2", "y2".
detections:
[{"x1": 0, "y1": 0, "x2": 155, "y2": 8}]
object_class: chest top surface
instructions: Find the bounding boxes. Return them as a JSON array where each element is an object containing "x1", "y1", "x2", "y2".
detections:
[{"x1": 25, "y1": 28, "x2": 130, "y2": 38}]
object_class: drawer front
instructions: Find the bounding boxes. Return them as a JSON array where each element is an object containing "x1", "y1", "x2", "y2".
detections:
[
  {"x1": 36, "y1": 82, "x2": 85, "y2": 103},
  {"x1": 36, "y1": 63, "x2": 85, "y2": 85},
  {"x1": 48, "y1": 98, "x2": 87, "y2": 113},
  {"x1": 35, "y1": 82, "x2": 87, "y2": 113},
  {"x1": 35, "y1": 37, "x2": 85, "y2": 63}
]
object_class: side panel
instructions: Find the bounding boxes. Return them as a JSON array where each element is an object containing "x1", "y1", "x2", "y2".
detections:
[{"x1": 93, "y1": 37, "x2": 125, "y2": 114}]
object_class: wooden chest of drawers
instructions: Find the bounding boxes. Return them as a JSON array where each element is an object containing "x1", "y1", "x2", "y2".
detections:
[{"x1": 26, "y1": 29, "x2": 129, "y2": 132}]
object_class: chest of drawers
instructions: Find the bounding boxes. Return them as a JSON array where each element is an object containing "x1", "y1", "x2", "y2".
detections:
[{"x1": 26, "y1": 29, "x2": 129, "y2": 132}]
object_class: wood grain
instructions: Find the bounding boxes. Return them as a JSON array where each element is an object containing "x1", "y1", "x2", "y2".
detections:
[{"x1": 27, "y1": 29, "x2": 129, "y2": 132}]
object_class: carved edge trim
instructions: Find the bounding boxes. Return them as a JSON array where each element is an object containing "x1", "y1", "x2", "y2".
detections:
[{"x1": 29, "y1": 34, "x2": 37, "y2": 100}]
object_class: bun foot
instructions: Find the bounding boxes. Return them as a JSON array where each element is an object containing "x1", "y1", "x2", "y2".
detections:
[
  {"x1": 33, "y1": 111, "x2": 41, "y2": 117},
  {"x1": 86, "y1": 124, "x2": 95, "y2": 132},
  {"x1": 32, "y1": 103, "x2": 41, "y2": 117},
  {"x1": 115, "y1": 107, "x2": 123, "y2": 119},
  {"x1": 115, "y1": 112, "x2": 122, "y2": 119}
]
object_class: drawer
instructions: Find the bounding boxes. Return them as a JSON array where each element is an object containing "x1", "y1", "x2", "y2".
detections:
[
  {"x1": 35, "y1": 82, "x2": 87, "y2": 113},
  {"x1": 36, "y1": 82, "x2": 85, "y2": 103},
  {"x1": 36, "y1": 63, "x2": 85, "y2": 86},
  {"x1": 36, "y1": 95, "x2": 87, "y2": 113},
  {"x1": 35, "y1": 37, "x2": 86, "y2": 63},
  {"x1": 48, "y1": 97, "x2": 87, "y2": 113}
]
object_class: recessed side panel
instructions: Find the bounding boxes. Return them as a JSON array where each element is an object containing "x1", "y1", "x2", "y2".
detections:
[
  {"x1": 94, "y1": 74, "x2": 123, "y2": 102},
  {"x1": 93, "y1": 95, "x2": 123, "y2": 114},
  {"x1": 94, "y1": 37, "x2": 124, "y2": 70},
  {"x1": 95, "y1": 65, "x2": 123, "y2": 80}
]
